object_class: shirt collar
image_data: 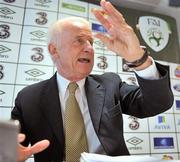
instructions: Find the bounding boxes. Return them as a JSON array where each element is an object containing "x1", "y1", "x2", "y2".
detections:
[{"x1": 56, "y1": 72, "x2": 86, "y2": 99}]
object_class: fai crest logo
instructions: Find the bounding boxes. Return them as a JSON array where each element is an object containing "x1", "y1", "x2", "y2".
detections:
[{"x1": 137, "y1": 16, "x2": 171, "y2": 52}]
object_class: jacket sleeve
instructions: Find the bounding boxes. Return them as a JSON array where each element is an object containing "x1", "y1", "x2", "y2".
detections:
[
  {"x1": 119, "y1": 62, "x2": 174, "y2": 118},
  {"x1": 11, "y1": 92, "x2": 30, "y2": 146}
]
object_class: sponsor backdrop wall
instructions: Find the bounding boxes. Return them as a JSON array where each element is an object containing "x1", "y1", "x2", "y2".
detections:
[{"x1": 0, "y1": 0, "x2": 180, "y2": 161}]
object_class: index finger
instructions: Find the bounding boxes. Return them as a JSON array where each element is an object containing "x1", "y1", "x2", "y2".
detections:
[
  {"x1": 92, "y1": 8, "x2": 111, "y2": 31},
  {"x1": 30, "y1": 140, "x2": 50, "y2": 155},
  {"x1": 100, "y1": 0, "x2": 125, "y2": 25}
]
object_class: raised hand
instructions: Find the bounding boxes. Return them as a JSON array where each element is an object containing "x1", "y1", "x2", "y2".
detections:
[
  {"x1": 92, "y1": 0, "x2": 145, "y2": 63},
  {"x1": 18, "y1": 134, "x2": 50, "y2": 162}
]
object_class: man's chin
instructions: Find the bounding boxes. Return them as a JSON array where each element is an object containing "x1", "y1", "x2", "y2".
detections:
[{"x1": 77, "y1": 71, "x2": 91, "y2": 79}]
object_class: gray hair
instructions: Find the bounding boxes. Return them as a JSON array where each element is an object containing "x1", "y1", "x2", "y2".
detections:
[{"x1": 47, "y1": 17, "x2": 90, "y2": 45}]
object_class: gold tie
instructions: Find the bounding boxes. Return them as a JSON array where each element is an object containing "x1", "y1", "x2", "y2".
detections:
[{"x1": 65, "y1": 82, "x2": 88, "y2": 162}]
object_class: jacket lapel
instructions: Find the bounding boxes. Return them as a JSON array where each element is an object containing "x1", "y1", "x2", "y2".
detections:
[
  {"x1": 40, "y1": 74, "x2": 64, "y2": 148},
  {"x1": 39, "y1": 74, "x2": 105, "y2": 148},
  {"x1": 85, "y1": 76, "x2": 105, "y2": 133}
]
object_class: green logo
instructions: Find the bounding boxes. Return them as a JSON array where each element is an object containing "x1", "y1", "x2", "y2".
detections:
[{"x1": 62, "y1": 2, "x2": 85, "y2": 12}]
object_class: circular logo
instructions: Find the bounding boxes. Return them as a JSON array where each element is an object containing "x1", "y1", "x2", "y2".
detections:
[
  {"x1": 173, "y1": 84, "x2": 180, "y2": 92},
  {"x1": 174, "y1": 66, "x2": 180, "y2": 78}
]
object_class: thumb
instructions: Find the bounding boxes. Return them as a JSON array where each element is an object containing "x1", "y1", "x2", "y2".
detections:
[
  {"x1": 18, "y1": 140, "x2": 50, "y2": 162},
  {"x1": 29, "y1": 140, "x2": 50, "y2": 155}
]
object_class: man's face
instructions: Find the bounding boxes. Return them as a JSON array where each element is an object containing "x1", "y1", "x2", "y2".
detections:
[{"x1": 52, "y1": 21, "x2": 94, "y2": 81}]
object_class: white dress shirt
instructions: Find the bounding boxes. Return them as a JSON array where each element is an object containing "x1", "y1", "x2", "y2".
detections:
[
  {"x1": 56, "y1": 74, "x2": 105, "y2": 153},
  {"x1": 56, "y1": 58, "x2": 160, "y2": 153}
]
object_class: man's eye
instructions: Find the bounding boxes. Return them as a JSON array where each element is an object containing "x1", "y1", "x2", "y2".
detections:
[
  {"x1": 89, "y1": 40, "x2": 93, "y2": 45},
  {"x1": 75, "y1": 38, "x2": 93, "y2": 45},
  {"x1": 77, "y1": 38, "x2": 84, "y2": 44}
]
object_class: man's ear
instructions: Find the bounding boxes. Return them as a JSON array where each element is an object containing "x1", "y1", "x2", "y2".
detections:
[{"x1": 48, "y1": 44, "x2": 57, "y2": 56}]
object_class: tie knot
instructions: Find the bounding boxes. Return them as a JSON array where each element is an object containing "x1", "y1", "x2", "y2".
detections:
[{"x1": 68, "y1": 82, "x2": 78, "y2": 94}]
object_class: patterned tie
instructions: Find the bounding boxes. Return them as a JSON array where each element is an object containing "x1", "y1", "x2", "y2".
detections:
[{"x1": 65, "y1": 82, "x2": 88, "y2": 162}]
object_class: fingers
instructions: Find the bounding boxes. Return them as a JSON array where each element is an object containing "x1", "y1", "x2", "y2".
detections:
[
  {"x1": 100, "y1": 0, "x2": 125, "y2": 24},
  {"x1": 92, "y1": 0, "x2": 126, "y2": 30},
  {"x1": 92, "y1": 8, "x2": 111, "y2": 32},
  {"x1": 92, "y1": 0, "x2": 141, "y2": 59},
  {"x1": 94, "y1": 33, "x2": 112, "y2": 48}
]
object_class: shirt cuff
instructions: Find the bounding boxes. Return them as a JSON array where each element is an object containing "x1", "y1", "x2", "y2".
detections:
[{"x1": 134, "y1": 57, "x2": 160, "y2": 80}]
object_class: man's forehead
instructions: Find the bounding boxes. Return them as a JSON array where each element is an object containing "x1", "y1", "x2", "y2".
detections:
[
  {"x1": 62, "y1": 21, "x2": 92, "y2": 35},
  {"x1": 64, "y1": 20, "x2": 90, "y2": 30}
]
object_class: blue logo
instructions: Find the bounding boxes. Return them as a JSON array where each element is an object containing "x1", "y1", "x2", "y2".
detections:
[
  {"x1": 176, "y1": 100, "x2": 180, "y2": 110},
  {"x1": 158, "y1": 116, "x2": 166, "y2": 123},
  {"x1": 173, "y1": 84, "x2": 180, "y2": 92},
  {"x1": 154, "y1": 137, "x2": 174, "y2": 149},
  {"x1": 92, "y1": 23, "x2": 107, "y2": 33},
  {"x1": 178, "y1": 119, "x2": 180, "y2": 125}
]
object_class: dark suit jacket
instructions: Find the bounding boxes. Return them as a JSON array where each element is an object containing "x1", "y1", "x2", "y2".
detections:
[{"x1": 11, "y1": 63, "x2": 173, "y2": 162}]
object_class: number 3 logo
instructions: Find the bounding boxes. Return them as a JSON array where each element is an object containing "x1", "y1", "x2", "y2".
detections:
[
  {"x1": 0, "y1": 25, "x2": 10, "y2": 39},
  {"x1": 97, "y1": 56, "x2": 108, "y2": 70},
  {"x1": 0, "y1": 65, "x2": 4, "y2": 80}
]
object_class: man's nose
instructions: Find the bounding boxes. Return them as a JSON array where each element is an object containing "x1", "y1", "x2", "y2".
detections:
[{"x1": 84, "y1": 40, "x2": 93, "y2": 53}]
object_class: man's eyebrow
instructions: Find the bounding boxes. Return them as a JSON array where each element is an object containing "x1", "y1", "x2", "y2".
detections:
[
  {"x1": 75, "y1": 35, "x2": 93, "y2": 41},
  {"x1": 76, "y1": 35, "x2": 83, "y2": 38}
]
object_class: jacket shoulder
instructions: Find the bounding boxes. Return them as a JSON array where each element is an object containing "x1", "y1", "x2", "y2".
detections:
[
  {"x1": 17, "y1": 74, "x2": 56, "y2": 100},
  {"x1": 18, "y1": 79, "x2": 48, "y2": 97},
  {"x1": 89, "y1": 72, "x2": 121, "y2": 84}
]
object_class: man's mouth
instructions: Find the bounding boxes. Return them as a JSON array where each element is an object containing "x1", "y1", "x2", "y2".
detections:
[{"x1": 78, "y1": 58, "x2": 90, "y2": 63}]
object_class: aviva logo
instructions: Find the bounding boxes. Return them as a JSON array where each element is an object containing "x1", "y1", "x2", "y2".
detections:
[{"x1": 158, "y1": 116, "x2": 166, "y2": 124}]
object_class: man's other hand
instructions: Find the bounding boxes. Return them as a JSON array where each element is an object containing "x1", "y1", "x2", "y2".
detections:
[{"x1": 18, "y1": 134, "x2": 50, "y2": 162}]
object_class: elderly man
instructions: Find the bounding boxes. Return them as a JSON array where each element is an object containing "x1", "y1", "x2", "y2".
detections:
[{"x1": 12, "y1": 0, "x2": 173, "y2": 162}]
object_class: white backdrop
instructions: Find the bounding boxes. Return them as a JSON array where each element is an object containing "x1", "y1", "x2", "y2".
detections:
[{"x1": 0, "y1": 0, "x2": 180, "y2": 161}]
